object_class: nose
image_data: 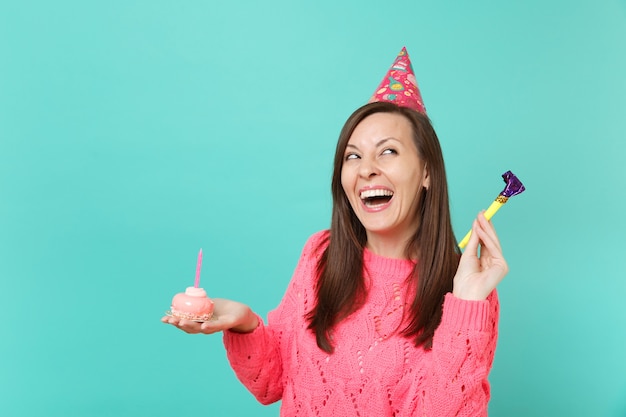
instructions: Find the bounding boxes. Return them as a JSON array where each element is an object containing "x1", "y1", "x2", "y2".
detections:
[{"x1": 358, "y1": 156, "x2": 379, "y2": 179}]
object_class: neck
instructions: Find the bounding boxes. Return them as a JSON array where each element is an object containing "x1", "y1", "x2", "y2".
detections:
[{"x1": 365, "y1": 232, "x2": 414, "y2": 260}]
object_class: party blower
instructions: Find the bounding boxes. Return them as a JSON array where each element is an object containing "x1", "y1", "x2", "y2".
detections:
[{"x1": 458, "y1": 171, "x2": 526, "y2": 249}]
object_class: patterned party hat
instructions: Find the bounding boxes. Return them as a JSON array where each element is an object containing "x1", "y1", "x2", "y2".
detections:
[{"x1": 369, "y1": 47, "x2": 426, "y2": 114}]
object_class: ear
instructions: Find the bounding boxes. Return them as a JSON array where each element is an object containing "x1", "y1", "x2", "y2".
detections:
[{"x1": 422, "y1": 165, "x2": 430, "y2": 190}]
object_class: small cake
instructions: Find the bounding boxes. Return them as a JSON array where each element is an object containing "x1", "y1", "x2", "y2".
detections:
[{"x1": 170, "y1": 286, "x2": 214, "y2": 321}]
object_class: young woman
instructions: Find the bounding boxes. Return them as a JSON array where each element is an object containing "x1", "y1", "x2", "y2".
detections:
[{"x1": 163, "y1": 50, "x2": 508, "y2": 416}]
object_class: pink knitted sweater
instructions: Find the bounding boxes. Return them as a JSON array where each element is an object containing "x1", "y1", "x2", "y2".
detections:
[{"x1": 223, "y1": 231, "x2": 499, "y2": 416}]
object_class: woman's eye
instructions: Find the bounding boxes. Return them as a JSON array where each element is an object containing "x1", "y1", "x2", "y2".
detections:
[
  {"x1": 381, "y1": 148, "x2": 397, "y2": 155},
  {"x1": 345, "y1": 153, "x2": 360, "y2": 161}
]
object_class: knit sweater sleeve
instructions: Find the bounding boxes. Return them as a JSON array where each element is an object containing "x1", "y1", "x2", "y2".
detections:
[
  {"x1": 399, "y1": 290, "x2": 499, "y2": 416},
  {"x1": 222, "y1": 231, "x2": 326, "y2": 405}
]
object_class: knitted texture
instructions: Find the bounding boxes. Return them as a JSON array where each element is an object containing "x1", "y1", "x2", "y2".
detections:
[{"x1": 223, "y1": 231, "x2": 499, "y2": 416}]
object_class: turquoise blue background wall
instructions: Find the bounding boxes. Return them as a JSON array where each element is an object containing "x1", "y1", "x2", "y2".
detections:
[{"x1": 1, "y1": 0, "x2": 625, "y2": 416}]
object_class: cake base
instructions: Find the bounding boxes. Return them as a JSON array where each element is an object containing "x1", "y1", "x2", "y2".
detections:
[{"x1": 165, "y1": 311, "x2": 214, "y2": 323}]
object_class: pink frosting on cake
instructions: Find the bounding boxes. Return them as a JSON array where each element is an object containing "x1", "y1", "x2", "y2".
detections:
[{"x1": 170, "y1": 287, "x2": 214, "y2": 321}]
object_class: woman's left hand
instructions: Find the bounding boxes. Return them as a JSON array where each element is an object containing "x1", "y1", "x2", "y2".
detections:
[{"x1": 453, "y1": 211, "x2": 509, "y2": 301}]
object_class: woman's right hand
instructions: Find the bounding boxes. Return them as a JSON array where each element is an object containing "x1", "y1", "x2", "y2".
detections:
[{"x1": 161, "y1": 298, "x2": 259, "y2": 335}]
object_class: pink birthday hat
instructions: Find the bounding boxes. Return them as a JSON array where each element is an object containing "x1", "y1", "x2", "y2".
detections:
[{"x1": 369, "y1": 47, "x2": 426, "y2": 114}]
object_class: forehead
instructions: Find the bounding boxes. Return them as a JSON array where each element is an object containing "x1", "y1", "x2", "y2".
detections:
[{"x1": 348, "y1": 112, "x2": 414, "y2": 145}]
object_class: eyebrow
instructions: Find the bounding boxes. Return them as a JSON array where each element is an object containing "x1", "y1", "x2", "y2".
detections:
[{"x1": 345, "y1": 137, "x2": 399, "y2": 151}]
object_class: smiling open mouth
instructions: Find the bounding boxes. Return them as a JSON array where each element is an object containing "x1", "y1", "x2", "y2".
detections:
[{"x1": 360, "y1": 189, "x2": 393, "y2": 207}]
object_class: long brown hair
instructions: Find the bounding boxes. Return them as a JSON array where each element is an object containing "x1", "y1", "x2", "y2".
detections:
[{"x1": 306, "y1": 101, "x2": 460, "y2": 353}]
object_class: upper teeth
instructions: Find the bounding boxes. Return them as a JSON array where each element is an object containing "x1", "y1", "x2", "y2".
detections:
[{"x1": 360, "y1": 189, "x2": 393, "y2": 199}]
